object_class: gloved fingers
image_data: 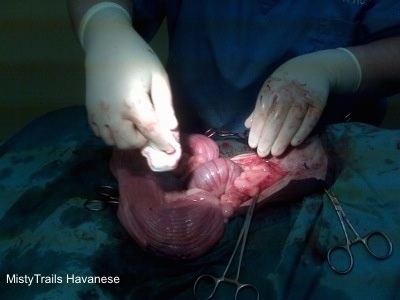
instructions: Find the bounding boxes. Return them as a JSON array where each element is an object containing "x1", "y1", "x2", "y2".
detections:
[
  {"x1": 270, "y1": 101, "x2": 308, "y2": 156},
  {"x1": 124, "y1": 89, "x2": 176, "y2": 154},
  {"x1": 97, "y1": 124, "x2": 115, "y2": 146},
  {"x1": 249, "y1": 73, "x2": 328, "y2": 157},
  {"x1": 291, "y1": 106, "x2": 322, "y2": 147},
  {"x1": 151, "y1": 73, "x2": 179, "y2": 131},
  {"x1": 87, "y1": 112, "x2": 115, "y2": 145},
  {"x1": 88, "y1": 116, "x2": 101, "y2": 137},
  {"x1": 255, "y1": 95, "x2": 291, "y2": 157},
  {"x1": 244, "y1": 112, "x2": 253, "y2": 129},
  {"x1": 110, "y1": 119, "x2": 147, "y2": 149},
  {"x1": 247, "y1": 93, "x2": 274, "y2": 149}
]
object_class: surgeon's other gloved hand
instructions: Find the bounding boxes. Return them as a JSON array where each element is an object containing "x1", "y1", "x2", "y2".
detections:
[
  {"x1": 245, "y1": 48, "x2": 362, "y2": 157},
  {"x1": 79, "y1": 3, "x2": 181, "y2": 171}
]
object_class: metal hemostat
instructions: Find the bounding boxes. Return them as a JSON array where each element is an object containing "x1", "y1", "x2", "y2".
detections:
[
  {"x1": 205, "y1": 128, "x2": 250, "y2": 144},
  {"x1": 205, "y1": 128, "x2": 254, "y2": 158}
]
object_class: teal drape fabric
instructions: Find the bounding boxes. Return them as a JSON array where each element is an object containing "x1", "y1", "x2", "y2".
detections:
[{"x1": 1, "y1": 106, "x2": 399, "y2": 299}]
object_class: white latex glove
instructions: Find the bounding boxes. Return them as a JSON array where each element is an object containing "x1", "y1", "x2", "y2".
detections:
[
  {"x1": 80, "y1": 3, "x2": 181, "y2": 171},
  {"x1": 245, "y1": 48, "x2": 362, "y2": 157}
]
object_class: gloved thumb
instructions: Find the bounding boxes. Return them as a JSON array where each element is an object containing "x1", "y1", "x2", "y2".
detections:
[
  {"x1": 141, "y1": 72, "x2": 181, "y2": 172},
  {"x1": 151, "y1": 72, "x2": 179, "y2": 131},
  {"x1": 141, "y1": 131, "x2": 182, "y2": 172}
]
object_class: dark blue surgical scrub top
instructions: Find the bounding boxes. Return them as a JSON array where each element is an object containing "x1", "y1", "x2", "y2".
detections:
[{"x1": 131, "y1": 0, "x2": 400, "y2": 132}]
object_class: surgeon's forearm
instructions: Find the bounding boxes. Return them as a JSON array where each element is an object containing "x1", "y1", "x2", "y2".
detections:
[
  {"x1": 347, "y1": 36, "x2": 400, "y2": 97},
  {"x1": 67, "y1": 0, "x2": 133, "y2": 34}
]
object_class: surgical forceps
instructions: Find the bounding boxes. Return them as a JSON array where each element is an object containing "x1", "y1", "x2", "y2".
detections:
[
  {"x1": 193, "y1": 194, "x2": 260, "y2": 300},
  {"x1": 324, "y1": 188, "x2": 393, "y2": 274},
  {"x1": 84, "y1": 185, "x2": 119, "y2": 212},
  {"x1": 205, "y1": 128, "x2": 249, "y2": 144}
]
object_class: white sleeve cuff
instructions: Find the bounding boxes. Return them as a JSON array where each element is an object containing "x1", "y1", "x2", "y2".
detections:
[
  {"x1": 337, "y1": 47, "x2": 363, "y2": 93},
  {"x1": 78, "y1": 2, "x2": 131, "y2": 46}
]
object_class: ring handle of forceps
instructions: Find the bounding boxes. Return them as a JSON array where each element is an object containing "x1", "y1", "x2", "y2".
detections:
[
  {"x1": 193, "y1": 274, "x2": 259, "y2": 300},
  {"x1": 327, "y1": 244, "x2": 354, "y2": 274},
  {"x1": 327, "y1": 230, "x2": 393, "y2": 274},
  {"x1": 84, "y1": 185, "x2": 119, "y2": 212},
  {"x1": 84, "y1": 199, "x2": 118, "y2": 211}
]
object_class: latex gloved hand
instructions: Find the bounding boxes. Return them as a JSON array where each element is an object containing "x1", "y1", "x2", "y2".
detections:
[
  {"x1": 79, "y1": 3, "x2": 181, "y2": 171},
  {"x1": 245, "y1": 48, "x2": 362, "y2": 157}
]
